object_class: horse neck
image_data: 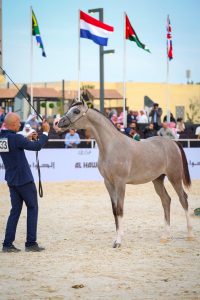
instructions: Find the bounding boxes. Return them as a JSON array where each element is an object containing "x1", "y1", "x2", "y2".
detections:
[{"x1": 86, "y1": 109, "x2": 120, "y2": 153}]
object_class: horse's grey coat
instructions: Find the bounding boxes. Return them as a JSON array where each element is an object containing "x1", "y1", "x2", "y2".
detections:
[{"x1": 58, "y1": 100, "x2": 194, "y2": 247}]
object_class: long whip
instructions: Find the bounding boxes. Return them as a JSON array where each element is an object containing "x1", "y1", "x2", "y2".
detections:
[
  {"x1": 0, "y1": 65, "x2": 43, "y2": 121},
  {"x1": 0, "y1": 65, "x2": 44, "y2": 197}
]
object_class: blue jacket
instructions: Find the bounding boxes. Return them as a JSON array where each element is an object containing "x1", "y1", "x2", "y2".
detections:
[{"x1": 0, "y1": 130, "x2": 48, "y2": 186}]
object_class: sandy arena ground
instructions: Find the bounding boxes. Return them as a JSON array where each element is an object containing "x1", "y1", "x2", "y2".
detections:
[{"x1": 0, "y1": 180, "x2": 200, "y2": 300}]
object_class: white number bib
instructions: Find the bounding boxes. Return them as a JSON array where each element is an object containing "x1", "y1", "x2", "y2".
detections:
[{"x1": 0, "y1": 138, "x2": 9, "y2": 152}]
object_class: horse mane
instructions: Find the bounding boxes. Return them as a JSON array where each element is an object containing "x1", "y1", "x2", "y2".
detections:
[
  {"x1": 91, "y1": 108, "x2": 127, "y2": 136},
  {"x1": 92, "y1": 108, "x2": 115, "y2": 125}
]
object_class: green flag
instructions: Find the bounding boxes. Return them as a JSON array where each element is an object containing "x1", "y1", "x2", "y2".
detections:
[
  {"x1": 32, "y1": 9, "x2": 46, "y2": 57},
  {"x1": 125, "y1": 14, "x2": 150, "y2": 53}
]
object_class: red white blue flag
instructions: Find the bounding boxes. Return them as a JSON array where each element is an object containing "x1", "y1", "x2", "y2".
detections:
[
  {"x1": 80, "y1": 10, "x2": 114, "y2": 46},
  {"x1": 167, "y1": 15, "x2": 173, "y2": 60}
]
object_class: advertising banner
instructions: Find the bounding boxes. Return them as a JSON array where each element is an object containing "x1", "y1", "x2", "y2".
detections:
[{"x1": 0, "y1": 148, "x2": 200, "y2": 182}]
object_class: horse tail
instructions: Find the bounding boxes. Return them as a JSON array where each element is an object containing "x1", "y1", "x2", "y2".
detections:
[{"x1": 175, "y1": 141, "x2": 191, "y2": 188}]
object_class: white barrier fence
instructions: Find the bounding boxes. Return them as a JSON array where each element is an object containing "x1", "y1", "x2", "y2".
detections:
[
  {"x1": 50, "y1": 139, "x2": 200, "y2": 148},
  {"x1": 0, "y1": 148, "x2": 200, "y2": 182}
]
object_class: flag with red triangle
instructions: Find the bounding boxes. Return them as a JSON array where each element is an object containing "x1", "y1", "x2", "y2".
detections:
[{"x1": 125, "y1": 14, "x2": 150, "y2": 53}]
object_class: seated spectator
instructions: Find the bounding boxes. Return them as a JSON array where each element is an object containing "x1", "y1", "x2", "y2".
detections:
[
  {"x1": 143, "y1": 123, "x2": 157, "y2": 139},
  {"x1": 115, "y1": 123, "x2": 123, "y2": 132},
  {"x1": 107, "y1": 108, "x2": 118, "y2": 119},
  {"x1": 129, "y1": 121, "x2": 138, "y2": 130},
  {"x1": 130, "y1": 128, "x2": 140, "y2": 141},
  {"x1": 125, "y1": 127, "x2": 131, "y2": 136},
  {"x1": 117, "y1": 112, "x2": 124, "y2": 125},
  {"x1": 79, "y1": 129, "x2": 93, "y2": 148},
  {"x1": 111, "y1": 114, "x2": 118, "y2": 126},
  {"x1": 137, "y1": 110, "x2": 148, "y2": 123},
  {"x1": 163, "y1": 112, "x2": 176, "y2": 124},
  {"x1": 195, "y1": 126, "x2": 200, "y2": 139},
  {"x1": 157, "y1": 122, "x2": 176, "y2": 139},
  {"x1": 168, "y1": 121, "x2": 179, "y2": 138},
  {"x1": 17, "y1": 123, "x2": 37, "y2": 140},
  {"x1": 25, "y1": 114, "x2": 40, "y2": 131},
  {"x1": 65, "y1": 128, "x2": 80, "y2": 148},
  {"x1": 0, "y1": 107, "x2": 6, "y2": 123},
  {"x1": 125, "y1": 127, "x2": 140, "y2": 141},
  {"x1": 176, "y1": 117, "x2": 185, "y2": 134}
]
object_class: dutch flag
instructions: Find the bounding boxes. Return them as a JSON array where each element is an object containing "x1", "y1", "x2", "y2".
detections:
[{"x1": 80, "y1": 10, "x2": 114, "y2": 46}]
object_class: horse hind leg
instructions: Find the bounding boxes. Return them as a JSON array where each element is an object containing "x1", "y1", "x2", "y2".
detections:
[
  {"x1": 104, "y1": 179, "x2": 125, "y2": 248},
  {"x1": 169, "y1": 177, "x2": 194, "y2": 240},
  {"x1": 153, "y1": 175, "x2": 172, "y2": 241}
]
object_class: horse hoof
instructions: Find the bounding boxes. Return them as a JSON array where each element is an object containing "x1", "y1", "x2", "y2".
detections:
[{"x1": 113, "y1": 241, "x2": 121, "y2": 248}]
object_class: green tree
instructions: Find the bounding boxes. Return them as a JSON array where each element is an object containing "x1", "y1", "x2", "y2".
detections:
[{"x1": 49, "y1": 103, "x2": 54, "y2": 109}]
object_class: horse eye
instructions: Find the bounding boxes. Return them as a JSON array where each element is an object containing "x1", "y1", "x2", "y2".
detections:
[{"x1": 73, "y1": 108, "x2": 80, "y2": 115}]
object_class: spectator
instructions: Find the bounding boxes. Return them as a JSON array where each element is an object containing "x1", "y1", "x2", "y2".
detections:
[
  {"x1": 157, "y1": 122, "x2": 176, "y2": 139},
  {"x1": 129, "y1": 121, "x2": 138, "y2": 130},
  {"x1": 195, "y1": 126, "x2": 200, "y2": 139},
  {"x1": 111, "y1": 114, "x2": 118, "y2": 126},
  {"x1": 65, "y1": 128, "x2": 80, "y2": 148},
  {"x1": 143, "y1": 123, "x2": 157, "y2": 139},
  {"x1": 117, "y1": 111, "x2": 124, "y2": 125},
  {"x1": 176, "y1": 117, "x2": 185, "y2": 134},
  {"x1": 149, "y1": 103, "x2": 163, "y2": 130},
  {"x1": 163, "y1": 112, "x2": 176, "y2": 124},
  {"x1": 108, "y1": 108, "x2": 118, "y2": 119},
  {"x1": 25, "y1": 114, "x2": 40, "y2": 131},
  {"x1": 130, "y1": 128, "x2": 141, "y2": 141},
  {"x1": 115, "y1": 123, "x2": 124, "y2": 132},
  {"x1": 127, "y1": 110, "x2": 133, "y2": 125},
  {"x1": 127, "y1": 110, "x2": 138, "y2": 125},
  {"x1": 17, "y1": 123, "x2": 37, "y2": 140},
  {"x1": 79, "y1": 129, "x2": 93, "y2": 148},
  {"x1": 0, "y1": 107, "x2": 6, "y2": 123},
  {"x1": 168, "y1": 122, "x2": 179, "y2": 138},
  {"x1": 137, "y1": 110, "x2": 148, "y2": 123}
]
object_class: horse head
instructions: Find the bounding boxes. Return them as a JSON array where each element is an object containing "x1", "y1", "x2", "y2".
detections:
[{"x1": 57, "y1": 98, "x2": 88, "y2": 131}]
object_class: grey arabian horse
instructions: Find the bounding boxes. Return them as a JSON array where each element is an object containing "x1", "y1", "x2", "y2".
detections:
[{"x1": 57, "y1": 99, "x2": 194, "y2": 247}]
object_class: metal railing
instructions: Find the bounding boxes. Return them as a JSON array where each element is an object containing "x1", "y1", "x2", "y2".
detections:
[
  {"x1": 48, "y1": 139, "x2": 96, "y2": 148},
  {"x1": 177, "y1": 139, "x2": 200, "y2": 147},
  {"x1": 47, "y1": 138, "x2": 200, "y2": 148}
]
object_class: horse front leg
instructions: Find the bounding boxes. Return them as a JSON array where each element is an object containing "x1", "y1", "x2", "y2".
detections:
[{"x1": 104, "y1": 179, "x2": 125, "y2": 248}]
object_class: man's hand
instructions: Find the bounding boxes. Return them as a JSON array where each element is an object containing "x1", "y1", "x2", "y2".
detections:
[{"x1": 42, "y1": 120, "x2": 50, "y2": 133}]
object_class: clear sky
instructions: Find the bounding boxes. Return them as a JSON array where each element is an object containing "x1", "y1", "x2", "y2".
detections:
[{"x1": 2, "y1": 0, "x2": 200, "y2": 85}]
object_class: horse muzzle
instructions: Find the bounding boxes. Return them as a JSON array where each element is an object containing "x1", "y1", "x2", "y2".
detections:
[{"x1": 57, "y1": 116, "x2": 70, "y2": 129}]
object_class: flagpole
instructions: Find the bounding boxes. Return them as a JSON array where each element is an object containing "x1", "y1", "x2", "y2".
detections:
[
  {"x1": 30, "y1": 6, "x2": 34, "y2": 114},
  {"x1": 166, "y1": 14, "x2": 170, "y2": 124},
  {"x1": 77, "y1": 9, "x2": 81, "y2": 101},
  {"x1": 123, "y1": 12, "x2": 127, "y2": 128},
  {"x1": 166, "y1": 52, "x2": 170, "y2": 123}
]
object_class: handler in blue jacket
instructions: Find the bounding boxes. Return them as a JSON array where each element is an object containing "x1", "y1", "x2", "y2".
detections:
[{"x1": 0, "y1": 113, "x2": 50, "y2": 252}]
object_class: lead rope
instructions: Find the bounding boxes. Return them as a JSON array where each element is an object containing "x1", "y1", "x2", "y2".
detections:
[{"x1": 36, "y1": 150, "x2": 43, "y2": 198}]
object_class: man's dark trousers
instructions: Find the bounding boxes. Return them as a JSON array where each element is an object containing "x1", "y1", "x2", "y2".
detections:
[{"x1": 3, "y1": 182, "x2": 38, "y2": 247}]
